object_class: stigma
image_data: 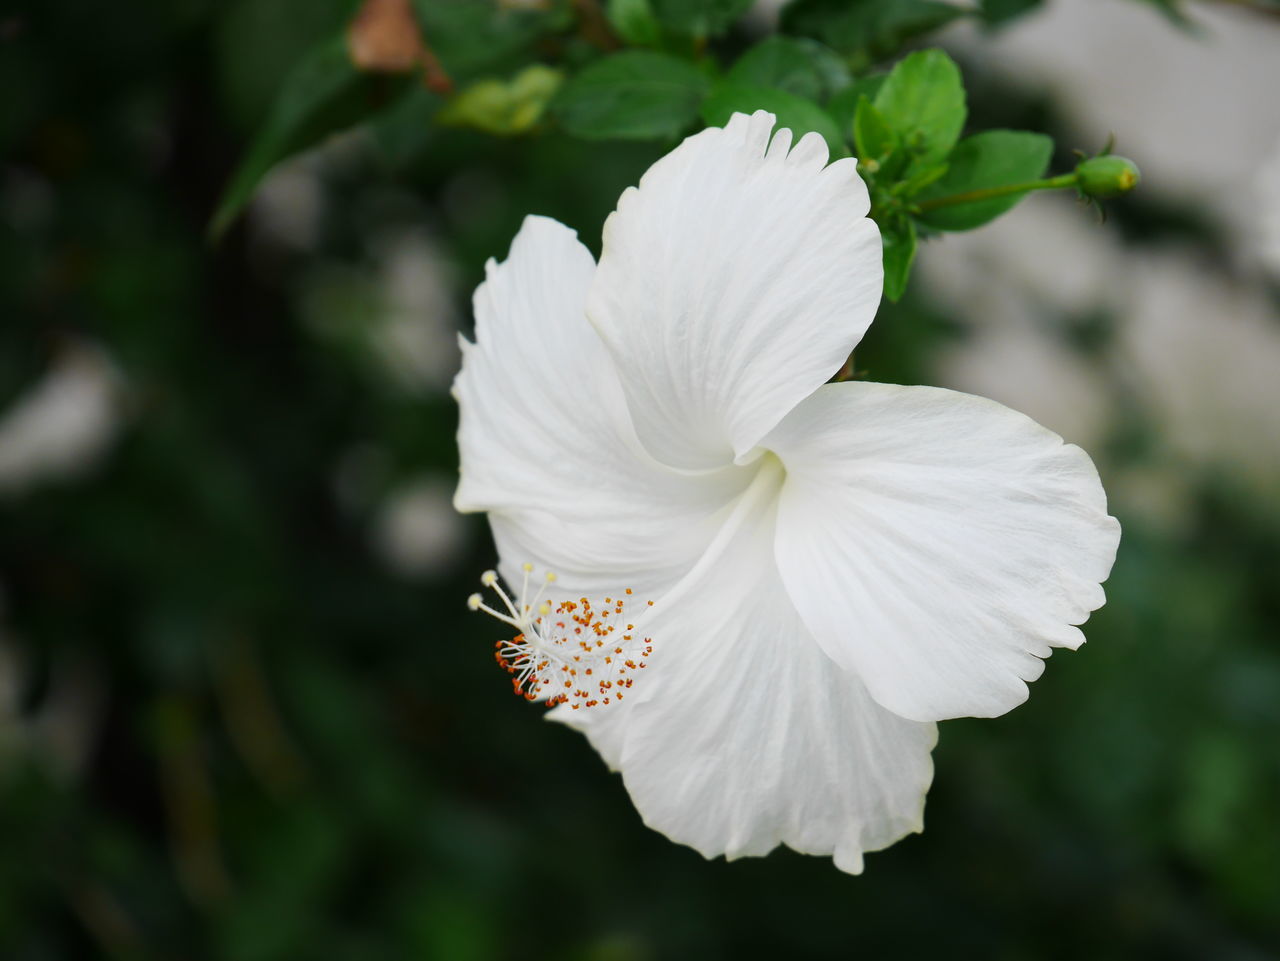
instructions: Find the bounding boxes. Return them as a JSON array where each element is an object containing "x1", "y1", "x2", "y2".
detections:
[{"x1": 467, "y1": 563, "x2": 654, "y2": 710}]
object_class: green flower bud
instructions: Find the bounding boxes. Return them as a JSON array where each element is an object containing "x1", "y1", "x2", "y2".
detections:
[{"x1": 1075, "y1": 155, "x2": 1140, "y2": 199}]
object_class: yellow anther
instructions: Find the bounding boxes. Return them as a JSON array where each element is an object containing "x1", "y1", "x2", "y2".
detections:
[
  {"x1": 467, "y1": 593, "x2": 483, "y2": 610},
  {"x1": 481, "y1": 570, "x2": 498, "y2": 586},
  {"x1": 522, "y1": 562, "x2": 533, "y2": 572},
  {"x1": 545, "y1": 572, "x2": 558, "y2": 583}
]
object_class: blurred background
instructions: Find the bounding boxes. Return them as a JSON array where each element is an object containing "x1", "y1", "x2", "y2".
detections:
[{"x1": 2, "y1": 0, "x2": 1278, "y2": 957}]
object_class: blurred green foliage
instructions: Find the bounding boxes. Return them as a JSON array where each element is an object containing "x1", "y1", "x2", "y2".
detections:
[
  {"x1": 209, "y1": 0, "x2": 1136, "y2": 296},
  {"x1": 1, "y1": 0, "x2": 1278, "y2": 959}
]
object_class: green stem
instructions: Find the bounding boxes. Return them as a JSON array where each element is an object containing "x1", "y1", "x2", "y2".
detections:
[{"x1": 914, "y1": 173, "x2": 1079, "y2": 213}]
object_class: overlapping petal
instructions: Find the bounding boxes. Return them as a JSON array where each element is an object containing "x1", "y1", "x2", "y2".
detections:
[
  {"x1": 765, "y1": 382, "x2": 1121, "y2": 723},
  {"x1": 457, "y1": 115, "x2": 1122, "y2": 874},
  {"x1": 587, "y1": 111, "x2": 882, "y2": 470},
  {"x1": 557, "y1": 460, "x2": 937, "y2": 874},
  {"x1": 454, "y1": 215, "x2": 748, "y2": 593}
]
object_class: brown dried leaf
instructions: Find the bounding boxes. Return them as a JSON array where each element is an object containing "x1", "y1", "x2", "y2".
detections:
[{"x1": 347, "y1": 0, "x2": 424, "y2": 74}]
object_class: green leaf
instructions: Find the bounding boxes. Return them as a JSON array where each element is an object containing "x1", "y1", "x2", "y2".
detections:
[
  {"x1": 781, "y1": 0, "x2": 964, "y2": 65},
  {"x1": 852, "y1": 95, "x2": 896, "y2": 162},
  {"x1": 438, "y1": 65, "x2": 564, "y2": 135},
  {"x1": 727, "y1": 37, "x2": 850, "y2": 102},
  {"x1": 826, "y1": 72, "x2": 886, "y2": 136},
  {"x1": 898, "y1": 160, "x2": 949, "y2": 195},
  {"x1": 980, "y1": 0, "x2": 1045, "y2": 26},
  {"x1": 882, "y1": 218, "x2": 917, "y2": 302},
  {"x1": 649, "y1": 0, "x2": 753, "y2": 36},
  {"x1": 411, "y1": 0, "x2": 556, "y2": 81},
  {"x1": 701, "y1": 85, "x2": 848, "y2": 158},
  {"x1": 366, "y1": 85, "x2": 443, "y2": 170},
  {"x1": 874, "y1": 49, "x2": 966, "y2": 167},
  {"x1": 606, "y1": 0, "x2": 663, "y2": 46},
  {"x1": 727, "y1": 37, "x2": 820, "y2": 101},
  {"x1": 802, "y1": 39, "x2": 856, "y2": 97},
  {"x1": 209, "y1": 37, "x2": 398, "y2": 241},
  {"x1": 553, "y1": 51, "x2": 710, "y2": 140},
  {"x1": 915, "y1": 130, "x2": 1052, "y2": 230}
]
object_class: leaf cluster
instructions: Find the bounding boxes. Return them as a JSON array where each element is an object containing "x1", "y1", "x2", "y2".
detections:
[
  {"x1": 849, "y1": 50, "x2": 1053, "y2": 299},
  {"x1": 211, "y1": 0, "x2": 1084, "y2": 302}
]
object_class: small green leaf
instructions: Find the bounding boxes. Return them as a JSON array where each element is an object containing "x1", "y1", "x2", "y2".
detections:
[
  {"x1": 209, "y1": 37, "x2": 393, "y2": 241},
  {"x1": 606, "y1": 0, "x2": 663, "y2": 46},
  {"x1": 367, "y1": 85, "x2": 442, "y2": 170},
  {"x1": 916, "y1": 129, "x2": 1053, "y2": 230},
  {"x1": 509, "y1": 65, "x2": 565, "y2": 128},
  {"x1": 439, "y1": 81, "x2": 513, "y2": 132},
  {"x1": 781, "y1": 0, "x2": 964, "y2": 65},
  {"x1": 728, "y1": 38, "x2": 818, "y2": 101},
  {"x1": 980, "y1": 0, "x2": 1045, "y2": 25},
  {"x1": 874, "y1": 49, "x2": 966, "y2": 166},
  {"x1": 727, "y1": 37, "x2": 850, "y2": 102},
  {"x1": 852, "y1": 95, "x2": 897, "y2": 162},
  {"x1": 801, "y1": 39, "x2": 856, "y2": 97},
  {"x1": 898, "y1": 161, "x2": 949, "y2": 195},
  {"x1": 701, "y1": 85, "x2": 848, "y2": 158},
  {"x1": 411, "y1": 0, "x2": 555, "y2": 81},
  {"x1": 649, "y1": 0, "x2": 753, "y2": 36},
  {"x1": 827, "y1": 72, "x2": 886, "y2": 136},
  {"x1": 554, "y1": 51, "x2": 710, "y2": 140},
  {"x1": 882, "y1": 218, "x2": 917, "y2": 302},
  {"x1": 438, "y1": 65, "x2": 563, "y2": 135}
]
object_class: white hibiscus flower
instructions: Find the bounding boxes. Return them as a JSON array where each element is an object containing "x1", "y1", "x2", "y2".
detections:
[{"x1": 453, "y1": 111, "x2": 1120, "y2": 874}]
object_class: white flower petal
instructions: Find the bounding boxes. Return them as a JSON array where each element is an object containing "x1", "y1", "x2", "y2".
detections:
[
  {"x1": 766, "y1": 382, "x2": 1121, "y2": 723},
  {"x1": 487, "y1": 503, "x2": 727, "y2": 605},
  {"x1": 453, "y1": 214, "x2": 747, "y2": 593},
  {"x1": 454, "y1": 214, "x2": 622, "y2": 516},
  {"x1": 557, "y1": 462, "x2": 937, "y2": 874},
  {"x1": 587, "y1": 110, "x2": 882, "y2": 470}
]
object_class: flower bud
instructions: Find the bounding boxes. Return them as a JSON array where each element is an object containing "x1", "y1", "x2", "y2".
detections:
[{"x1": 1075, "y1": 155, "x2": 1140, "y2": 199}]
